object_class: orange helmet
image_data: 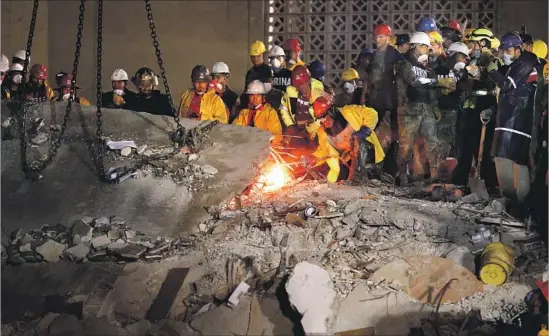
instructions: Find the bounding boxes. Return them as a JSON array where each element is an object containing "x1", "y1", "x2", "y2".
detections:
[
  {"x1": 313, "y1": 95, "x2": 334, "y2": 119},
  {"x1": 291, "y1": 65, "x2": 311, "y2": 87},
  {"x1": 30, "y1": 64, "x2": 47, "y2": 80}
]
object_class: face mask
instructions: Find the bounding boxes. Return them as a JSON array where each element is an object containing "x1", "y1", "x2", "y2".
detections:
[
  {"x1": 62, "y1": 93, "x2": 71, "y2": 101},
  {"x1": 12, "y1": 74, "x2": 22, "y2": 84},
  {"x1": 343, "y1": 82, "x2": 355, "y2": 94},
  {"x1": 417, "y1": 54, "x2": 428, "y2": 64},
  {"x1": 114, "y1": 89, "x2": 124, "y2": 96},
  {"x1": 263, "y1": 82, "x2": 272, "y2": 92},
  {"x1": 454, "y1": 62, "x2": 466, "y2": 71},
  {"x1": 271, "y1": 58, "x2": 282, "y2": 69},
  {"x1": 502, "y1": 53, "x2": 514, "y2": 65},
  {"x1": 472, "y1": 50, "x2": 481, "y2": 59},
  {"x1": 287, "y1": 58, "x2": 296, "y2": 66}
]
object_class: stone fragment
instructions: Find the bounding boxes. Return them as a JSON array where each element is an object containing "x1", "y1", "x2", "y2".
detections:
[
  {"x1": 21, "y1": 250, "x2": 43, "y2": 263},
  {"x1": 188, "y1": 153, "x2": 198, "y2": 161},
  {"x1": 124, "y1": 230, "x2": 136, "y2": 241},
  {"x1": 94, "y1": 217, "x2": 111, "y2": 228},
  {"x1": 321, "y1": 233, "x2": 333, "y2": 245},
  {"x1": 81, "y1": 216, "x2": 95, "y2": 225},
  {"x1": 35, "y1": 239, "x2": 66, "y2": 262},
  {"x1": 108, "y1": 241, "x2": 129, "y2": 252},
  {"x1": 19, "y1": 242, "x2": 33, "y2": 253},
  {"x1": 36, "y1": 312, "x2": 60, "y2": 334},
  {"x1": 341, "y1": 213, "x2": 360, "y2": 226},
  {"x1": 71, "y1": 220, "x2": 93, "y2": 245},
  {"x1": 91, "y1": 235, "x2": 111, "y2": 249},
  {"x1": 142, "y1": 149, "x2": 153, "y2": 157},
  {"x1": 19, "y1": 233, "x2": 35, "y2": 246},
  {"x1": 335, "y1": 227, "x2": 354, "y2": 240},
  {"x1": 359, "y1": 209, "x2": 388, "y2": 226},
  {"x1": 114, "y1": 244, "x2": 147, "y2": 260},
  {"x1": 64, "y1": 243, "x2": 90, "y2": 261},
  {"x1": 201, "y1": 164, "x2": 218, "y2": 176},
  {"x1": 10, "y1": 228, "x2": 24, "y2": 244},
  {"x1": 125, "y1": 319, "x2": 151, "y2": 336},
  {"x1": 286, "y1": 262, "x2": 337, "y2": 334},
  {"x1": 107, "y1": 230, "x2": 122, "y2": 241},
  {"x1": 48, "y1": 314, "x2": 83, "y2": 336},
  {"x1": 110, "y1": 216, "x2": 126, "y2": 225},
  {"x1": 198, "y1": 223, "x2": 207, "y2": 232},
  {"x1": 344, "y1": 199, "x2": 367, "y2": 215},
  {"x1": 87, "y1": 249, "x2": 108, "y2": 261},
  {"x1": 445, "y1": 246, "x2": 475, "y2": 273},
  {"x1": 136, "y1": 144, "x2": 148, "y2": 156},
  {"x1": 120, "y1": 146, "x2": 133, "y2": 157}
]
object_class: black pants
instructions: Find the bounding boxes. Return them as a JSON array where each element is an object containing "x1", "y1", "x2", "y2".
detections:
[{"x1": 372, "y1": 105, "x2": 398, "y2": 176}]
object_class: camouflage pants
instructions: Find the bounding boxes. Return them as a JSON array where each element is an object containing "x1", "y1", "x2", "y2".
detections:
[
  {"x1": 397, "y1": 103, "x2": 439, "y2": 176},
  {"x1": 436, "y1": 109, "x2": 458, "y2": 163}
]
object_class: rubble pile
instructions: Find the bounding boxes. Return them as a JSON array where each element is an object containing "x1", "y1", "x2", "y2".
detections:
[{"x1": 1, "y1": 215, "x2": 195, "y2": 265}]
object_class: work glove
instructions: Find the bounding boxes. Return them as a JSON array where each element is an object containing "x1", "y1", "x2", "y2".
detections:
[
  {"x1": 113, "y1": 95, "x2": 125, "y2": 106},
  {"x1": 355, "y1": 126, "x2": 372, "y2": 139},
  {"x1": 466, "y1": 65, "x2": 480, "y2": 79},
  {"x1": 433, "y1": 107, "x2": 442, "y2": 123},
  {"x1": 487, "y1": 59, "x2": 499, "y2": 73}
]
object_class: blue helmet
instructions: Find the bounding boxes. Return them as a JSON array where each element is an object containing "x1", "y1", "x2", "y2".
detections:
[
  {"x1": 500, "y1": 32, "x2": 523, "y2": 50},
  {"x1": 416, "y1": 17, "x2": 437, "y2": 32},
  {"x1": 307, "y1": 60, "x2": 326, "y2": 81}
]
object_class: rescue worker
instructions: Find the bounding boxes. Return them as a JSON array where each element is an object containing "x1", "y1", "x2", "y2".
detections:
[
  {"x1": 440, "y1": 26, "x2": 463, "y2": 49},
  {"x1": 2, "y1": 63, "x2": 24, "y2": 100},
  {"x1": 416, "y1": 17, "x2": 438, "y2": 33},
  {"x1": 280, "y1": 65, "x2": 325, "y2": 148},
  {"x1": 130, "y1": 67, "x2": 173, "y2": 116},
  {"x1": 269, "y1": 46, "x2": 292, "y2": 92},
  {"x1": 520, "y1": 31, "x2": 534, "y2": 53},
  {"x1": 25, "y1": 64, "x2": 54, "y2": 101},
  {"x1": 256, "y1": 64, "x2": 284, "y2": 112},
  {"x1": 303, "y1": 96, "x2": 384, "y2": 184},
  {"x1": 178, "y1": 65, "x2": 228, "y2": 123},
  {"x1": 334, "y1": 68, "x2": 362, "y2": 107},
  {"x1": 11, "y1": 50, "x2": 29, "y2": 67},
  {"x1": 101, "y1": 69, "x2": 137, "y2": 109},
  {"x1": 452, "y1": 28, "x2": 499, "y2": 186},
  {"x1": 0, "y1": 54, "x2": 8, "y2": 87},
  {"x1": 498, "y1": 32, "x2": 523, "y2": 71},
  {"x1": 395, "y1": 32, "x2": 454, "y2": 185},
  {"x1": 54, "y1": 74, "x2": 91, "y2": 106},
  {"x1": 308, "y1": 60, "x2": 333, "y2": 94},
  {"x1": 428, "y1": 31, "x2": 446, "y2": 70},
  {"x1": 211, "y1": 62, "x2": 239, "y2": 122},
  {"x1": 283, "y1": 38, "x2": 305, "y2": 71},
  {"x1": 448, "y1": 20, "x2": 463, "y2": 34},
  {"x1": 243, "y1": 41, "x2": 272, "y2": 109},
  {"x1": 395, "y1": 34, "x2": 410, "y2": 54},
  {"x1": 232, "y1": 80, "x2": 282, "y2": 137},
  {"x1": 489, "y1": 48, "x2": 539, "y2": 217},
  {"x1": 532, "y1": 40, "x2": 548, "y2": 61}
]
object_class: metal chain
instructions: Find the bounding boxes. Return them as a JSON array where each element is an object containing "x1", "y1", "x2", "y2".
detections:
[
  {"x1": 95, "y1": 0, "x2": 106, "y2": 180},
  {"x1": 144, "y1": 0, "x2": 186, "y2": 145},
  {"x1": 26, "y1": 0, "x2": 86, "y2": 174}
]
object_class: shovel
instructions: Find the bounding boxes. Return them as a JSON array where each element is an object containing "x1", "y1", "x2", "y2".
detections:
[{"x1": 468, "y1": 109, "x2": 492, "y2": 200}]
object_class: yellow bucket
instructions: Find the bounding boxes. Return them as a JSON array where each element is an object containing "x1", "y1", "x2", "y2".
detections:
[{"x1": 479, "y1": 242, "x2": 515, "y2": 286}]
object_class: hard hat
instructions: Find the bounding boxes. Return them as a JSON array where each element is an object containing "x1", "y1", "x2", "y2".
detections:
[
  {"x1": 463, "y1": 28, "x2": 476, "y2": 41},
  {"x1": 245, "y1": 80, "x2": 267, "y2": 95},
  {"x1": 428, "y1": 31, "x2": 444, "y2": 44},
  {"x1": 448, "y1": 20, "x2": 462, "y2": 33},
  {"x1": 440, "y1": 27, "x2": 462, "y2": 43},
  {"x1": 389, "y1": 36, "x2": 397, "y2": 46},
  {"x1": 469, "y1": 28, "x2": 495, "y2": 42},
  {"x1": 190, "y1": 65, "x2": 210, "y2": 83},
  {"x1": 291, "y1": 65, "x2": 310, "y2": 87},
  {"x1": 13, "y1": 49, "x2": 29, "y2": 62},
  {"x1": 9, "y1": 63, "x2": 24, "y2": 72},
  {"x1": 341, "y1": 68, "x2": 359, "y2": 82},
  {"x1": 283, "y1": 38, "x2": 302, "y2": 52},
  {"x1": 307, "y1": 60, "x2": 326, "y2": 81},
  {"x1": 29, "y1": 64, "x2": 47, "y2": 80},
  {"x1": 447, "y1": 42, "x2": 470, "y2": 56},
  {"x1": 396, "y1": 34, "x2": 410, "y2": 46},
  {"x1": 212, "y1": 61, "x2": 230, "y2": 75},
  {"x1": 133, "y1": 67, "x2": 159, "y2": 86},
  {"x1": 416, "y1": 17, "x2": 437, "y2": 32},
  {"x1": 58, "y1": 74, "x2": 80, "y2": 89},
  {"x1": 373, "y1": 23, "x2": 392, "y2": 37},
  {"x1": 268, "y1": 46, "x2": 285, "y2": 57},
  {"x1": 312, "y1": 95, "x2": 334, "y2": 119},
  {"x1": 249, "y1": 40, "x2": 266, "y2": 56},
  {"x1": 491, "y1": 37, "x2": 501, "y2": 50},
  {"x1": 500, "y1": 32, "x2": 523, "y2": 50},
  {"x1": 111, "y1": 68, "x2": 128, "y2": 81},
  {"x1": 410, "y1": 32, "x2": 431, "y2": 46},
  {"x1": 532, "y1": 40, "x2": 548, "y2": 59},
  {"x1": 55, "y1": 71, "x2": 67, "y2": 84},
  {"x1": 0, "y1": 54, "x2": 9, "y2": 72}
]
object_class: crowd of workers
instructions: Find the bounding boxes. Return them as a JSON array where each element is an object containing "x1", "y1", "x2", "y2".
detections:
[{"x1": 1, "y1": 17, "x2": 547, "y2": 226}]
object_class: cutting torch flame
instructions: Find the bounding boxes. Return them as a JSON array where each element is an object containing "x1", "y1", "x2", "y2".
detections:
[{"x1": 260, "y1": 163, "x2": 291, "y2": 192}]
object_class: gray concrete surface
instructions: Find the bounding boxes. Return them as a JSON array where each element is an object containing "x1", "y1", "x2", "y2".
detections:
[{"x1": 1, "y1": 102, "x2": 271, "y2": 236}]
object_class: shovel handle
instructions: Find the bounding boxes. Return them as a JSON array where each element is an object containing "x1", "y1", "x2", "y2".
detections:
[{"x1": 476, "y1": 125, "x2": 487, "y2": 178}]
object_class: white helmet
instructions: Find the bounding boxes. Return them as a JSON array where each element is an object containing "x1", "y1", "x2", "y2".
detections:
[
  {"x1": 0, "y1": 55, "x2": 9, "y2": 72},
  {"x1": 245, "y1": 80, "x2": 267, "y2": 95},
  {"x1": 409, "y1": 32, "x2": 431, "y2": 46},
  {"x1": 9, "y1": 63, "x2": 24, "y2": 72},
  {"x1": 13, "y1": 49, "x2": 29, "y2": 62},
  {"x1": 447, "y1": 42, "x2": 470, "y2": 56},
  {"x1": 269, "y1": 46, "x2": 285, "y2": 57},
  {"x1": 111, "y1": 68, "x2": 129, "y2": 81},
  {"x1": 212, "y1": 62, "x2": 230, "y2": 75}
]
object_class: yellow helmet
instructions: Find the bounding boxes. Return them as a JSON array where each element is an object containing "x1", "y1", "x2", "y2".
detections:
[
  {"x1": 249, "y1": 40, "x2": 266, "y2": 56},
  {"x1": 428, "y1": 31, "x2": 444, "y2": 45},
  {"x1": 341, "y1": 68, "x2": 359, "y2": 82},
  {"x1": 463, "y1": 28, "x2": 476, "y2": 41},
  {"x1": 389, "y1": 36, "x2": 397, "y2": 47},
  {"x1": 469, "y1": 28, "x2": 495, "y2": 42},
  {"x1": 532, "y1": 40, "x2": 548, "y2": 59},
  {"x1": 491, "y1": 37, "x2": 501, "y2": 50}
]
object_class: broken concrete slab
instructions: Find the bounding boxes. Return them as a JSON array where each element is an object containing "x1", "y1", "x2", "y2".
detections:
[
  {"x1": 247, "y1": 295, "x2": 294, "y2": 336},
  {"x1": 125, "y1": 319, "x2": 151, "y2": 336},
  {"x1": 286, "y1": 261, "x2": 337, "y2": 335},
  {"x1": 190, "y1": 295, "x2": 252, "y2": 335},
  {"x1": 64, "y1": 243, "x2": 90, "y2": 261},
  {"x1": 35, "y1": 239, "x2": 66, "y2": 262},
  {"x1": 71, "y1": 220, "x2": 93, "y2": 245},
  {"x1": 48, "y1": 314, "x2": 83, "y2": 336},
  {"x1": 1, "y1": 102, "x2": 272, "y2": 236}
]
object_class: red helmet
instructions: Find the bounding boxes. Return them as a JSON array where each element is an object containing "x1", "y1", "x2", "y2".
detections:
[
  {"x1": 291, "y1": 65, "x2": 310, "y2": 87},
  {"x1": 449, "y1": 20, "x2": 462, "y2": 33},
  {"x1": 313, "y1": 95, "x2": 334, "y2": 119},
  {"x1": 284, "y1": 38, "x2": 302, "y2": 52},
  {"x1": 374, "y1": 23, "x2": 392, "y2": 37},
  {"x1": 30, "y1": 64, "x2": 47, "y2": 80}
]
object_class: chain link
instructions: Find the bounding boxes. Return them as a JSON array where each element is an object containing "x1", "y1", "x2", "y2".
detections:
[
  {"x1": 95, "y1": 0, "x2": 106, "y2": 180},
  {"x1": 144, "y1": 0, "x2": 186, "y2": 146}
]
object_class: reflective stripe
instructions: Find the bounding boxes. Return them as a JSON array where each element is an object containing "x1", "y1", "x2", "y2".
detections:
[
  {"x1": 495, "y1": 127, "x2": 531, "y2": 138},
  {"x1": 507, "y1": 76, "x2": 517, "y2": 89},
  {"x1": 472, "y1": 90, "x2": 488, "y2": 96}
]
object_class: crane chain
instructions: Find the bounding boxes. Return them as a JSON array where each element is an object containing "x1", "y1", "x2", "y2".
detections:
[
  {"x1": 144, "y1": 0, "x2": 187, "y2": 148},
  {"x1": 95, "y1": 0, "x2": 107, "y2": 180}
]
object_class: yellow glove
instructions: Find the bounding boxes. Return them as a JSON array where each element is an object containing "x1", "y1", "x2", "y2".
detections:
[
  {"x1": 487, "y1": 59, "x2": 499, "y2": 73},
  {"x1": 433, "y1": 107, "x2": 442, "y2": 123},
  {"x1": 113, "y1": 95, "x2": 125, "y2": 106}
]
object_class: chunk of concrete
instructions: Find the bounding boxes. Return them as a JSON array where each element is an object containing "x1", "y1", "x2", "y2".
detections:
[
  {"x1": 35, "y1": 239, "x2": 66, "y2": 262},
  {"x1": 190, "y1": 295, "x2": 252, "y2": 336},
  {"x1": 285, "y1": 261, "x2": 337, "y2": 335},
  {"x1": 71, "y1": 220, "x2": 94, "y2": 245},
  {"x1": 445, "y1": 246, "x2": 476, "y2": 273},
  {"x1": 344, "y1": 199, "x2": 368, "y2": 215},
  {"x1": 125, "y1": 319, "x2": 151, "y2": 336},
  {"x1": 64, "y1": 243, "x2": 90, "y2": 261},
  {"x1": 36, "y1": 312, "x2": 60, "y2": 334},
  {"x1": 201, "y1": 164, "x2": 218, "y2": 176},
  {"x1": 92, "y1": 235, "x2": 111, "y2": 249},
  {"x1": 48, "y1": 314, "x2": 83, "y2": 336}
]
